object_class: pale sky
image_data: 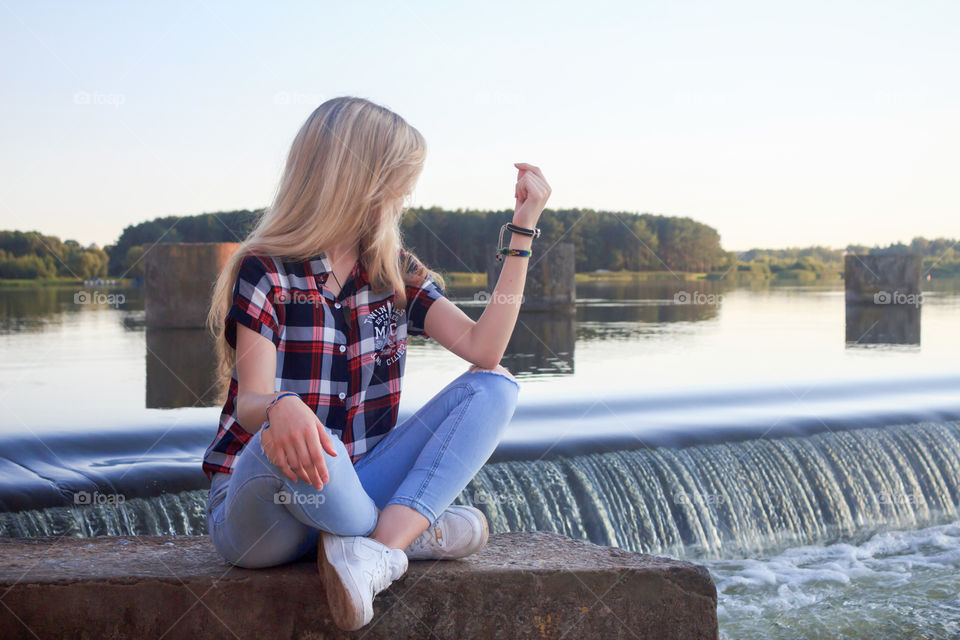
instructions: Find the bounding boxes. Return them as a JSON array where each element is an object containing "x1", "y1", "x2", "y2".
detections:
[{"x1": 1, "y1": 0, "x2": 957, "y2": 252}]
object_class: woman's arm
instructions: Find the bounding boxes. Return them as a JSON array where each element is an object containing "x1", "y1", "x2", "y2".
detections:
[
  {"x1": 234, "y1": 323, "x2": 283, "y2": 432},
  {"x1": 424, "y1": 162, "x2": 551, "y2": 369},
  {"x1": 234, "y1": 323, "x2": 338, "y2": 490}
]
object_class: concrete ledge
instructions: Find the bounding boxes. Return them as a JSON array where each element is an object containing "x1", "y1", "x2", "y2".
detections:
[{"x1": 0, "y1": 531, "x2": 718, "y2": 639}]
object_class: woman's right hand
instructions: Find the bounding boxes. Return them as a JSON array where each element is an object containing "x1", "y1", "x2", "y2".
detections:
[
  {"x1": 260, "y1": 395, "x2": 339, "y2": 490},
  {"x1": 513, "y1": 162, "x2": 551, "y2": 229}
]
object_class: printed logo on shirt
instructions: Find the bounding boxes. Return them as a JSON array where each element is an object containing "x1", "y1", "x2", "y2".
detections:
[{"x1": 363, "y1": 300, "x2": 406, "y2": 366}]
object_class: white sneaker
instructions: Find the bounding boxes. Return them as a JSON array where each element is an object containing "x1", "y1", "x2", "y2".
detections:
[
  {"x1": 317, "y1": 531, "x2": 409, "y2": 631},
  {"x1": 405, "y1": 505, "x2": 490, "y2": 560}
]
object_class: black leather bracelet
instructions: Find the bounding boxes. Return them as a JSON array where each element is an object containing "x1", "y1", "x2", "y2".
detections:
[{"x1": 505, "y1": 222, "x2": 541, "y2": 238}]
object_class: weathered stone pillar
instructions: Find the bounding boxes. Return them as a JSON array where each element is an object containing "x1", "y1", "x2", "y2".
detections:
[
  {"x1": 144, "y1": 242, "x2": 240, "y2": 328},
  {"x1": 844, "y1": 254, "x2": 922, "y2": 305},
  {"x1": 844, "y1": 253, "x2": 923, "y2": 347},
  {"x1": 486, "y1": 241, "x2": 576, "y2": 312}
]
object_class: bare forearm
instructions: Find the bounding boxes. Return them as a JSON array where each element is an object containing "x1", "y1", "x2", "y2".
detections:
[
  {"x1": 468, "y1": 229, "x2": 534, "y2": 368},
  {"x1": 236, "y1": 391, "x2": 278, "y2": 434}
]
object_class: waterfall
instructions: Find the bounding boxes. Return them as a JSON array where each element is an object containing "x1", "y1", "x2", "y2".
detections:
[
  {"x1": 0, "y1": 490, "x2": 208, "y2": 538},
  {"x1": 455, "y1": 420, "x2": 960, "y2": 559},
  {"x1": 4, "y1": 420, "x2": 960, "y2": 562}
]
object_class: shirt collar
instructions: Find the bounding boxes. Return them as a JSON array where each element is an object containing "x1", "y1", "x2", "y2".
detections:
[{"x1": 310, "y1": 251, "x2": 369, "y2": 292}]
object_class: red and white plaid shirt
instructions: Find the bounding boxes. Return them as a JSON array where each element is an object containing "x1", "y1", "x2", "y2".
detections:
[{"x1": 202, "y1": 247, "x2": 447, "y2": 479}]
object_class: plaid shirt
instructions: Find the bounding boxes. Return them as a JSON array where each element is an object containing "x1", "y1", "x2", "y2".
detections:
[{"x1": 201, "y1": 248, "x2": 447, "y2": 479}]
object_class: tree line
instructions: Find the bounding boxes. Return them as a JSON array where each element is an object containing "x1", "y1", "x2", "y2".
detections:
[
  {"x1": 2, "y1": 206, "x2": 956, "y2": 279},
  {"x1": 102, "y1": 206, "x2": 731, "y2": 276},
  {"x1": 0, "y1": 231, "x2": 109, "y2": 279},
  {"x1": 737, "y1": 239, "x2": 960, "y2": 278}
]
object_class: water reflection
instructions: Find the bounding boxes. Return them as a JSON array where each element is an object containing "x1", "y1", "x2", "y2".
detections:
[
  {"x1": 133, "y1": 281, "x2": 728, "y2": 406},
  {"x1": 3, "y1": 277, "x2": 959, "y2": 420},
  {"x1": 845, "y1": 303, "x2": 921, "y2": 348},
  {"x1": 500, "y1": 311, "x2": 576, "y2": 375},
  {"x1": 0, "y1": 285, "x2": 141, "y2": 334},
  {"x1": 145, "y1": 329, "x2": 220, "y2": 408}
]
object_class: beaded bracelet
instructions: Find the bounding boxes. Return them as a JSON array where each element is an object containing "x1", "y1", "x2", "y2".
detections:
[{"x1": 263, "y1": 391, "x2": 302, "y2": 429}]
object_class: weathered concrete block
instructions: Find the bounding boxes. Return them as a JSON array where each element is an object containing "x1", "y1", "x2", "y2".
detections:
[
  {"x1": 0, "y1": 531, "x2": 718, "y2": 640},
  {"x1": 487, "y1": 241, "x2": 576, "y2": 312},
  {"x1": 145, "y1": 242, "x2": 240, "y2": 328},
  {"x1": 844, "y1": 253, "x2": 922, "y2": 305}
]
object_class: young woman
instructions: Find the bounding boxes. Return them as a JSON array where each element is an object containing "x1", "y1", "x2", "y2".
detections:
[{"x1": 202, "y1": 96, "x2": 550, "y2": 631}]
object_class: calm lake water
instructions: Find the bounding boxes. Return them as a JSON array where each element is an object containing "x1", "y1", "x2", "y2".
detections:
[
  {"x1": 1, "y1": 277, "x2": 958, "y2": 429},
  {"x1": 2, "y1": 276, "x2": 959, "y2": 640}
]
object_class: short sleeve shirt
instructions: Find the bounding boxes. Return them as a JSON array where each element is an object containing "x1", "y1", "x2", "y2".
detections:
[{"x1": 201, "y1": 247, "x2": 447, "y2": 479}]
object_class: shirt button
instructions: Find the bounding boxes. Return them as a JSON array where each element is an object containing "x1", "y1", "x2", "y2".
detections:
[
  {"x1": 339, "y1": 345, "x2": 346, "y2": 353},
  {"x1": 334, "y1": 302, "x2": 341, "y2": 309},
  {"x1": 338, "y1": 392, "x2": 346, "y2": 400}
]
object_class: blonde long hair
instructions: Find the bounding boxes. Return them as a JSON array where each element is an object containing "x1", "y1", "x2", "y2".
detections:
[{"x1": 207, "y1": 96, "x2": 444, "y2": 394}]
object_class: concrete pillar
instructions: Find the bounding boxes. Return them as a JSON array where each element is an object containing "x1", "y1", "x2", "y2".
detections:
[
  {"x1": 844, "y1": 253, "x2": 923, "y2": 347},
  {"x1": 144, "y1": 242, "x2": 240, "y2": 329},
  {"x1": 844, "y1": 254, "x2": 922, "y2": 305},
  {"x1": 486, "y1": 241, "x2": 576, "y2": 312}
]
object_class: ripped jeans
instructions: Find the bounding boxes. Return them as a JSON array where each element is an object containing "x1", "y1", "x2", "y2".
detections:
[{"x1": 205, "y1": 365, "x2": 520, "y2": 568}]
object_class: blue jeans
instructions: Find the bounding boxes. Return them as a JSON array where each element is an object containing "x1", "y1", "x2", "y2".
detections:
[{"x1": 206, "y1": 365, "x2": 520, "y2": 568}]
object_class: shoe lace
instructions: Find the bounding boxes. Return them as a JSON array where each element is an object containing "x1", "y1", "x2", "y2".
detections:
[
  {"x1": 370, "y1": 550, "x2": 394, "y2": 593},
  {"x1": 409, "y1": 524, "x2": 444, "y2": 554}
]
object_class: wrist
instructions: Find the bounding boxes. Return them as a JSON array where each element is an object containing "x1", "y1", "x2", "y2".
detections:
[
  {"x1": 511, "y1": 215, "x2": 539, "y2": 229},
  {"x1": 264, "y1": 391, "x2": 302, "y2": 427},
  {"x1": 508, "y1": 233, "x2": 534, "y2": 250}
]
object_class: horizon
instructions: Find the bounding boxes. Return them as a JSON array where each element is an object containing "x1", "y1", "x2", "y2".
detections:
[
  {"x1": 4, "y1": 204, "x2": 954, "y2": 256},
  {"x1": 2, "y1": 0, "x2": 957, "y2": 251}
]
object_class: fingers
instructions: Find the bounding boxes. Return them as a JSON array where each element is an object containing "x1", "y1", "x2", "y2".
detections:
[
  {"x1": 289, "y1": 435, "x2": 320, "y2": 488},
  {"x1": 271, "y1": 447, "x2": 301, "y2": 484},
  {"x1": 516, "y1": 176, "x2": 528, "y2": 204},
  {"x1": 304, "y1": 430, "x2": 330, "y2": 487},
  {"x1": 514, "y1": 162, "x2": 545, "y2": 182},
  {"x1": 514, "y1": 163, "x2": 550, "y2": 199},
  {"x1": 265, "y1": 430, "x2": 305, "y2": 485},
  {"x1": 317, "y1": 420, "x2": 340, "y2": 457},
  {"x1": 516, "y1": 173, "x2": 548, "y2": 205}
]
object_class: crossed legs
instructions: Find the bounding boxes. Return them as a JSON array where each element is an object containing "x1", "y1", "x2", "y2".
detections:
[{"x1": 206, "y1": 363, "x2": 520, "y2": 567}]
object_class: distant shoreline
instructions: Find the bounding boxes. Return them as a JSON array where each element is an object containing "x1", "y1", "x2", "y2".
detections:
[{"x1": 1, "y1": 270, "x2": 847, "y2": 289}]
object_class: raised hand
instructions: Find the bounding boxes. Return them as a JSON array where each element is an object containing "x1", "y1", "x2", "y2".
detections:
[{"x1": 513, "y1": 162, "x2": 551, "y2": 228}]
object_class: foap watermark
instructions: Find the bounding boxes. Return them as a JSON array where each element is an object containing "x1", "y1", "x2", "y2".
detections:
[
  {"x1": 73, "y1": 90, "x2": 126, "y2": 108},
  {"x1": 878, "y1": 491, "x2": 926, "y2": 505},
  {"x1": 274, "y1": 488, "x2": 326, "y2": 506},
  {"x1": 273, "y1": 290, "x2": 324, "y2": 307},
  {"x1": 672, "y1": 490, "x2": 727, "y2": 506},
  {"x1": 473, "y1": 290, "x2": 525, "y2": 305},
  {"x1": 471, "y1": 489, "x2": 525, "y2": 506},
  {"x1": 873, "y1": 291, "x2": 924, "y2": 308},
  {"x1": 73, "y1": 490, "x2": 125, "y2": 506},
  {"x1": 673, "y1": 291, "x2": 723, "y2": 307},
  {"x1": 74, "y1": 290, "x2": 126, "y2": 308}
]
